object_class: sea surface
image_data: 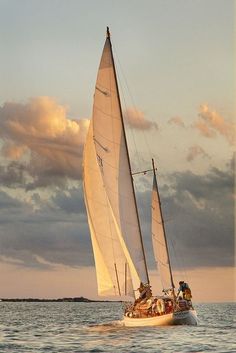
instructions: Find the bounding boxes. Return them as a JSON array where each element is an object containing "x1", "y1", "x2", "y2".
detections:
[{"x1": 0, "y1": 302, "x2": 235, "y2": 353}]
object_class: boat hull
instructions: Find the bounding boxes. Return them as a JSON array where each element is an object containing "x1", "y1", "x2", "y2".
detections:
[{"x1": 123, "y1": 310, "x2": 197, "y2": 327}]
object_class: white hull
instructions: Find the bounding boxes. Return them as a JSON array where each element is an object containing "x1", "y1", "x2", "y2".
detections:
[{"x1": 123, "y1": 310, "x2": 198, "y2": 327}]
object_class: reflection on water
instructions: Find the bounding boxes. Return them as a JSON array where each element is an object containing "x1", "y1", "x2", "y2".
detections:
[
  {"x1": 88, "y1": 320, "x2": 125, "y2": 332},
  {"x1": 0, "y1": 302, "x2": 235, "y2": 352}
]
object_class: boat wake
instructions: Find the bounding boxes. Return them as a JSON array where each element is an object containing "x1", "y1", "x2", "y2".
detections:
[{"x1": 87, "y1": 320, "x2": 125, "y2": 332}]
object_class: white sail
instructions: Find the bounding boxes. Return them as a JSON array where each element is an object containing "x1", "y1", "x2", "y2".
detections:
[
  {"x1": 83, "y1": 30, "x2": 149, "y2": 296},
  {"x1": 152, "y1": 171, "x2": 174, "y2": 290},
  {"x1": 83, "y1": 121, "x2": 133, "y2": 297}
]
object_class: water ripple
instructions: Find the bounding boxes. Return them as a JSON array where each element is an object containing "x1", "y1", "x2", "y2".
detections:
[{"x1": 0, "y1": 302, "x2": 235, "y2": 352}]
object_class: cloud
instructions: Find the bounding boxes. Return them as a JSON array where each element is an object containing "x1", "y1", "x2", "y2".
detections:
[
  {"x1": 0, "y1": 190, "x2": 23, "y2": 210},
  {"x1": 0, "y1": 255, "x2": 25, "y2": 265},
  {"x1": 0, "y1": 158, "x2": 233, "y2": 274},
  {"x1": 52, "y1": 187, "x2": 86, "y2": 214},
  {"x1": 168, "y1": 116, "x2": 185, "y2": 127},
  {"x1": 0, "y1": 184, "x2": 92, "y2": 270},
  {"x1": 0, "y1": 162, "x2": 26, "y2": 188},
  {"x1": 124, "y1": 108, "x2": 158, "y2": 130},
  {"x1": 194, "y1": 104, "x2": 235, "y2": 145},
  {"x1": 0, "y1": 97, "x2": 89, "y2": 189},
  {"x1": 186, "y1": 145, "x2": 210, "y2": 162},
  {"x1": 136, "y1": 160, "x2": 234, "y2": 270},
  {"x1": 165, "y1": 164, "x2": 234, "y2": 267}
]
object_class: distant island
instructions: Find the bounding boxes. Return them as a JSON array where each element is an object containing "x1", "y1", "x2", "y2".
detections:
[{"x1": 0, "y1": 296, "x2": 121, "y2": 302}]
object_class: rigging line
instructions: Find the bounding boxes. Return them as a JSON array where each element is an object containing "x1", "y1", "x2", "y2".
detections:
[
  {"x1": 114, "y1": 263, "x2": 121, "y2": 296},
  {"x1": 113, "y1": 47, "x2": 144, "y2": 173},
  {"x1": 153, "y1": 237, "x2": 170, "y2": 247},
  {"x1": 155, "y1": 258, "x2": 171, "y2": 267},
  {"x1": 108, "y1": 34, "x2": 149, "y2": 284},
  {"x1": 114, "y1": 52, "x2": 153, "y2": 270},
  {"x1": 113, "y1": 44, "x2": 153, "y2": 161},
  {"x1": 113, "y1": 49, "x2": 160, "y2": 283},
  {"x1": 169, "y1": 236, "x2": 189, "y2": 284},
  {"x1": 116, "y1": 69, "x2": 142, "y2": 171},
  {"x1": 125, "y1": 262, "x2": 127, "y2": 296},
  {"x1": 167, "y1": 220, "x2": 190, "y2": 284},
  {"x1": 180, "y1": 250, "x2": 190, "y2": 284},
  {"x1": 105, "y1": 39, "x2": 121, "y2": 297},
  {"x1": 178, "y1": 246, "x2": 189, "y2": 283},
  {"x1": 105, "y1": 194, "x2": 119, "y2": 296},
  {"x1": 113, "y1": 43, "x2": 167, "y2": 205},
  {"x1": 157, "y1": 267, "x2": 165, "y2": 291}
]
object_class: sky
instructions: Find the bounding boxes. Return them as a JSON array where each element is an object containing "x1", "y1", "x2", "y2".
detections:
[{"x1": 0, "y1": 0, "x2": 235, "y2": 302}]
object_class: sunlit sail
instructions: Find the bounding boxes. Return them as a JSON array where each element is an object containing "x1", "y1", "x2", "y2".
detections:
[
  {"x1": 83, "y1": 27, "x2": 148, "y2": 297},
  {"x1": 83, "y1": 27, "x2": 198, "y2": 326},
  {"x1": 151, "y1": 158, "x2": 175, "y2": 291}
]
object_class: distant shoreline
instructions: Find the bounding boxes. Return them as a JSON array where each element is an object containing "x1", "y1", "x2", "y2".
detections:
[{"x1": 0, "y1": 297, "x2": 122, "y2": 303}]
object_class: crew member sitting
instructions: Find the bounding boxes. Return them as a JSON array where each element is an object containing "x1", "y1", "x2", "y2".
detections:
[
  {"x1": 165, "y1": 299, "x2": 173, "y2": 314},
  {"x1": 151, "y1": 298, "x2": 158, "y2": 315},
  {"x1": 156, "y1": 298, "x2": 165, "y2": 315},
  {"x1": 177, "y1": 296, "x2": 189, "y2": 311}
]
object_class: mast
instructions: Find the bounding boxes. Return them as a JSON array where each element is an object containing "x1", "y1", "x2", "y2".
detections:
[
  {"x1": 106, "y1": 27, "x2": 150, "y2": 284},
  {"x1": 152, "y1": 158, "x2": 175, "y2": 291}
]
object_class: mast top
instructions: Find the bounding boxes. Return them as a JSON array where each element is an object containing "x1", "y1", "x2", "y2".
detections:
[{"x1": 106, "y1": 26, "x2": 110, "y2": 38}]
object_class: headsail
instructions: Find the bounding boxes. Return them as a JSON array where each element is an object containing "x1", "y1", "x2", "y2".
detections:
[
  {"x1": 83, "y1": 28, "x2": 149, "y2": 297},
  {"x1": 83, "y1": 121, "x2": 133, "y2": 297},
  {"x1": 151, "y1": 159, "x2": 175, "y2": 291}
]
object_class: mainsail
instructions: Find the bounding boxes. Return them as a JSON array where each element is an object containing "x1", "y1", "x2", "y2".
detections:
[
  {"x1": 83, "y1": 28, "x2": 149, "y2": 297},
  {"x1": 151, "y1": 159, "x2": 175, "y2": 291}
]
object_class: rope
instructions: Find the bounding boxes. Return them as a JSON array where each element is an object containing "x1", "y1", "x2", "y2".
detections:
[{"x1": 112, "y1": 41, "x2": 191, "y2": 291}]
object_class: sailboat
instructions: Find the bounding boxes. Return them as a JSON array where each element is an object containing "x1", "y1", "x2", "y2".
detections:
[{"x1": 83, "y1": 28, "x2": 198, "y2": 327}]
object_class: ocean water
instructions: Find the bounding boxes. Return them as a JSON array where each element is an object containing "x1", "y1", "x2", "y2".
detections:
[{"x1": 0, "y1": 302, "x2": 235, "y2": 353}]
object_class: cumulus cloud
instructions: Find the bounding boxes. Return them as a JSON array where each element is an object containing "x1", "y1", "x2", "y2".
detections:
[
  {"x1": 168, "y1": 116, "x2": 185, "y2": 127},
  {"x1": 124, "y1": 108, "x2": 158, "y2": 130},
  {"x1": 0, "y1": 97, "x2": 89, "y2": 189},
  {"x1": 186, "y1": 145, "x2": 210, "y2": 162},
  {"x1": 194, "y1": 104, "x2": 235, "y2": 145}
]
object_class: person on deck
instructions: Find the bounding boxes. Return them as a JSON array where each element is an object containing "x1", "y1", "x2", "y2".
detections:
[
  {"x1": 165, "y1": 299, "x2": 174, "y2": 314},
  {"x1": 156, "y1": 298, "x2": 165, "y2": 315},
  {"x1": 138, "y1": 282, "x2": 152, "y2": 301},
  {"x1": 177, "y1": 296, "x2": 189, "y2": 311},
  {"x1": 151, "y1": 298, "x2": 158, "y2": 315},
  {"x1": 177, "y1": 281, "x2": 192, "y2": 300}
]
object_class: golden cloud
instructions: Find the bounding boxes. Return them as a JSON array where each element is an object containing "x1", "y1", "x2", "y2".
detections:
[
  {"x1": 124, "y1": 108, "x2": 158, "y2": 130},
  {"x1": 0, "y1": 97, "x2": 89, "y2": 189},
  {"x1": 194, "y1": 104, "x2": 235, "y2": 145}
]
